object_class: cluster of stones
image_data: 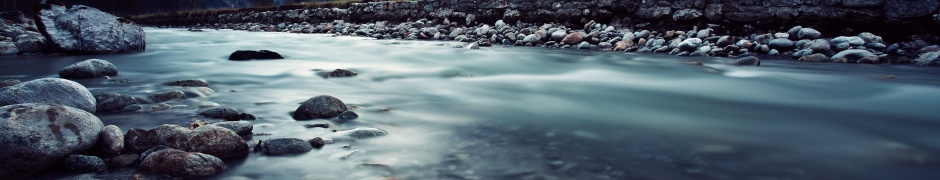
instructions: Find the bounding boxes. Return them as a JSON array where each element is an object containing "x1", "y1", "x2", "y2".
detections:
[{"x1": 0, "y1": 4, "x2": 146, "y2": 56}]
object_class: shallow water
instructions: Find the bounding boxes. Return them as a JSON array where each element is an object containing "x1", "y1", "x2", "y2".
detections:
[{"x1": 3, "y1": 28, "x2": 940, "y2": 180}]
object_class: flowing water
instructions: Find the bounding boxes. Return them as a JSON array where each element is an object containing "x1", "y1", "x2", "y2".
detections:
[{"x1": 3, "y1": 28, "x2": 940, "y2": 180}]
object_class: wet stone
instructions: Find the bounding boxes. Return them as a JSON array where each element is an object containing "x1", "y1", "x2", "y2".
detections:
[
  {"x1": 261, "y1": 138, "x2": 314, "y2": 155},
  {"x1": 163, "y1": 80, "x2": 209, "y2": 87},
  {"x1": 308, "y1": 137, "x2": 326, "y2": 149},
  {"x1": 58, "y1": 59, "x2": 118, "y2": 79},
  {"x1": 65, "y1": 154, "x2": 107, "y2": 173},
  {"x1": 199, "y1": 107, "x2": 241, "y2": 121},
  {"x1": 338, "y1": 110, "x2": 359, "y2": 120},
  {"x1": 323, "y1": 69, "x2": 358, "y2": 78},
  {"x1": 228, "y1": 50, "x2": 284, "y2": 60},
  {"x1": 292, "y1": 95, "x2": 348, "y2": 120},
  {"x1": 149, "y1": 90, "x2": 186, "y2": 103}
]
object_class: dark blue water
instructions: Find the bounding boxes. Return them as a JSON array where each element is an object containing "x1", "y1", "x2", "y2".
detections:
[{"x1": 2, "y1": 28, "x2": 940, "y2": 180}]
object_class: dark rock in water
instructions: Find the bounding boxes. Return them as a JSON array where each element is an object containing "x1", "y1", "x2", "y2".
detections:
[
  {"x1": 731, "y1": 56, "x2": 760, "y2": 66},
  {"x1": 149, "y1": 90, "x2": 186, "y2": 103},
  {"x1": 125, "y1": 128, "x2": 155, "y2": 153},
  {"x1": 0, "y1": 79, "x2": 21, "y2": 89},
  {"x1": 163, "y1": 80, "x2": 209, "y2": 87},
  {"x1": 338, "y1": 110, "x2": 359, "y2": 120},
  {"x1": 139, "y1": 148, "x2": 226, "y2": 178},
  {"x1": 884, "y1": 0, "x2": 940, "y2": 19},
  {"x1": 199, "y1": 107, "x2": 241, "y2": 121},
  {"x1": 323, "y1": 69, "x2": 358, "y2": 78},
  {"x1": 292, "y1": 95, "x2": 348, "y2": 120},
  {"x1": 768, "y1": 39, "x2": 795, "y2": 50},
  {"x1": 108, "y1": 154, "x2": 139, "y2": 168},
  {"x1": 139, "y1": 145, "x2": 171, "y2": 163},
  {"x1": 150, "y1": 124, "x2": 249, "y2": 158},
  {"x1": 914, "y1": 52, "x2": 940, "y2": 66},
  {"x1": 831, "y1": 49, "x2": 874, "y2": 61},
  {"x1": 37, "y1": 4, "x2": 145, "y2": 54},
  {"x1": 145, "y1": 103, "x2": 173, "y2": 111},
  {"x1": 240, "y1": 113, "x2": 257, "y2": 120},
  {"x1": 64, "y1": 155, "x2": 107, "y2": 172},
  {"x1": 308, "y1": 137, "x2": 326, "y2": 149},
  {"x1": 94, "y1": 92, "x2": 138, "y2": 113},
  {"x1": 261, "y1": 138, "x2": 313, "y2": 155},
  {"x1": 58, "y1": 59, "x2": 118, "y2": 79},
  {"x1": 0, "y1": 103, "x2": 103, "y2": 179},
  {"x1": 304, "y1": 123, "x2": 329, "y2": 128},
  {"x1": 0, "y1": 78, "x2": 96, "y2": 113},
  {"x1": 15, "y1": 33, "x2": 46, "y2": 53},
  {"x1": 98, "y1": 125, "x2": 124, "y2": 158},
  {"x1": 210, "y1": 121, "x2": 253, "y2": 135},
  {"x1": 799, "y1": 53, "x2": 830, "y2": 62},
  {"x1": 228, "y1": 50, "x2": 284, "y2": 60},
  {"x1": 337, "y1": 127, "x2": 388, "y2": 139}
]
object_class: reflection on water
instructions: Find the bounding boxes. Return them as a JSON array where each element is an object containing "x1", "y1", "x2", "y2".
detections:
[{"x1": 2, "y1": 28, "x2": 940, "y2": 179}]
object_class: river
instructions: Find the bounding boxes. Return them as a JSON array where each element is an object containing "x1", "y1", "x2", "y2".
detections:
[{"x1": 3, "y1": 28, "x2": 940, "y2": 180}]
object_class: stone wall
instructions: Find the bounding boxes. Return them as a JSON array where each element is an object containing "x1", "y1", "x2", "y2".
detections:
[{"x1": 131, "y1": 0, "x2": 940, "y2": 41}]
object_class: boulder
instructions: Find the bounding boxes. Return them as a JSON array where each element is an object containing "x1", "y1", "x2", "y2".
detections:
[
  {"x1": 716, "y1": 36, "x2": 733, "y2": 47},
  {"x1": 523, "y1": 34, "x2": 541, "y2": 44},
  {"x1": 94, "y1": 92, "x2": 137, "y2": 113},
  {"x1": 338, "y1": 111, "x2": 359, "y2": 120},
  {"x1": 831, "y1": 36, "x2": 865, "y2": 46},
  {"x1": 124, "y1": 128, "x2": 155, "y2": 153},
  {"x1": 561, "y1": 32, "x2": 585, "y2": 45},
  {"x1": 209, "y1": 121, "x2": 253, "y2": 135},
  {"x1": 163, "y1": 80, "x2": 209, "y2": 87},
  {"x1": 805, "y1": 39, "x2": 831, "y2": 53},
  {"x1": 677, "y1": 38, "x2": 703, "y2": 51},
  {"x1": 799, "y1": 53, "x2": 830, "y2": 62},
  {"x1": 14, "y1": 34, "x2": 46, "y2": 53},
  {"x1": 98, "y1": 125, "x2": 124, "y2": 157},
  {"x1": 731, "y1": 56, "x2": 760, "y2": 66},
  {"x1": 768, "y1": 39, "x2": 795, "y2": 50},
  {"x1": 292, "y1": 95, "x2": 348, "y2": 120},
  {"x1": 914, "y1": 52, "x2": 940, "y2": 66},
  {"x1": 108, "y1": 154, "x2": 139, "y2": 168},
  {"x1": 64, "y1": 154, "x2": 107, "y2": 172},
  {"x1": 260, "y1": 138, "x2": 314, "y2": 155},
  {"x1": 0, "y1": 103, "x2": 103, "y2": 179},
  {"x1": 858, "y1": 32, "x2": 884, "y2": 43},
  {"x1": 198, "y1": 107, "x2": 241, "y2": 121},
  {"x1": 58, "y1": 59, "x2": 118, "y2": 79},
  {"x1": 139, "y1": 149, "x2": 226, "y2": 178},
  {"x1": 550, "y1": 31, "x2": 567, "y2": 41},
  {"x1": 228, "y1": 50, "x2": 284, "y2": 60},
  {"x1": 149, "y1": 90, "x2": 186, "y2": 103},
  {"x1": 0, "y1": 78, "x2": 96, "y2": 113},
  {"x1": 322, "y1": 69, "x2": 358, "y2": 78},
  {"x1": 831, "y1": 49, "x2": 875, "y2": 61},
  {"x1": 150, "y1": 124, "x2": 249, "y2": 158},
  {"x1": 336, "y1": 127, "x2": 388, "y2": 139},
  {"x1": 786, "y1": 26, "x2": 802, "y2": 40},
  {"x1": 37, "y1": 4, "x2": 145, "y2": 54},
  {"x1": 0, "y1": 41, "x2": 17, "y2": 55},
  {"x1": 797, "y1": 28, "x2": 822, "y2": 39}
]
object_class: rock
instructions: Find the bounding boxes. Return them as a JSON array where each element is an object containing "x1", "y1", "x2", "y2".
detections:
[
  {"x1": 139, "y1": 145, "x2": 170, "y2": 163},
  {"x1": 98, "y1": 125, "x2": 124, "y2": 157},
  {"x1": 914, "y1": 52, "x2": 940, "y2": 66},
  {"x1": 149, "y1": 90, "x2": 186, "y2": 103},
  {"x1": 635, "y1": 30, "x2": 651, "y2": 39},
  {"x1": 163, "y1": 80, "x2": 209, "y2": 87},
  {"x1": 768, "y1": 39, "x2": 795, "y2": 50},
  {"x1": 199, "y1": 107, "x2": 241, "y2": 121},
  {"x1": 677, "y1": 38, "x2": 703, "y2": 51},
  {"x1": 210, "y1": 121, "x2": 253, "y2": 135},
  {"x1": 858, "y1": 32, "x2": 883, "y2": 43},
  {"x1": 94, "y1": 92, "x2": 137, "y2": 113},
  {"x1": 260, "y1": 138, "x2": 313, "y2": 155},
  {"x1": 228, "y1": 50, "x2": 284, "y2": 60},
  {"x1": 792, "y1": 49, "x2": 814, "y2": 59},
  {"x1": 673, "y1": 9, "x2": 703, "y2": 21},
  {"x1": 831, "y1": 49, "x2": 875, "y2": 62},
  {"x1": 150, "y1": 124, "x2": 249, "y2": 158},
  {"x1": 550, "y1": 31, "x2": 567, "y2": 41},
  {"x1": 338, "y1": 110, "x2": 359, "y2": 120},
  {"x1": 108, "y1": 154, "x2": 139, "y2": 168},
  {"x1": 139, "y1": 149, "x2": 226, "y2": 178},
  {"x1": 614, "y1": 41, "x2": 630, "y2": 51},
  {"x1": 465, "y1": 42, "x2": 480, "y2": 49},
  {"x1": 0, "y1": 41, "x2": 18, "y2": 55},
  {"x1": 800, "y1": 39, "x2": 829, "y2": 53},
  {"x1": 857, "y1": 55, "x2": 881, "y2": 64},
  {"x1": 37, "y1": 4, "x2": 145, "y2": 54},
  {"x1": 336, "y1": 127, "x2": 388, "y2": 139},
  {"x1": 843, "y1": 0, "x2": 885, "y2": 7},
  {"x1": 884, "y1": 0, "x2": 940, "y2": 19},
  {"x1": 58, "y1": 59, "x2": 118, "y2": 79},
  {"x1": 292, "y1": 95, "x2": 348, "y2": 120},
  {"x1": 786, "y1": 26, "x2": 802, "y2": 39},
  {"x1": 308, "y1": 137, "x2": 326, "y2": 149},
  {"x1": 448, "y1": 28, "x2": 464, "y2": 39},
  {"x1": 145, "y1": 103, "x2": 172, "y2": 111},
  {"x1": 0, "y1": 103, "x2": 103, "y2": 179},
  {"x1": 15, "y1": 34, "x2": 46, "y2": 53},
  {"x1": 561, "y1": 32, "x2": 584, "y2": 45},
  {"x1": 696, "y1": 29, "x2": 712, "y2": 39},
  {"x1": 124, "y1": 128, "x2": 155, "y2": 153},
  {"x1": 831, "y1": 36, "x2": 865, "y2": 46},
  {"x1": 799, "y1": 53, "x2": 830, "y2": 62},
  {"x1": 523, "y1": 34, "x2": 541, "y2": 44},
  {"x1": 323, "y1": 69, "x2": 358, "y2": 78},
  {"x1": 731, "y1": 56, "x2": 760, "y2": 66},
  {"x1": 239, "y1": 113, "x2": 257, "y2": 120},
  {"x1": 0, "y1": 78, "x2": 96, "y2": 113},
  {"x1": 0, "y1": 79, "x2": 20, "y2": 89},
  {"x1": 64, "y1": 155, "x2": 107, "y2": 172},
  {"x1": 797, "y1": 28, "x2": 822, "y2": 39},
  {"x1": 716, "y1": 36, "x2": 733, "y2": 47}
]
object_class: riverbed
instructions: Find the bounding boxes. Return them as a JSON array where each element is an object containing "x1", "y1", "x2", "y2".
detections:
[{"x1": 3, "y1": 28, "x2": 940, "y2": 180}]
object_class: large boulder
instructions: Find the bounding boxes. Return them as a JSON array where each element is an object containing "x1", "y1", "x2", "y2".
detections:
[
  {"x1": 139, "y1": 148, "x2": 226, "y2": 178},
  {"x1": 914, "y1": 52, "x2": 940, "y2": 66},
  {"x1": 292, "y1": 95, "x2": 348, "y2": 120},
  {"x1": 97, "y1": 125, "x2": 124, "y2": 157},
  {"x1": 37, "y1": 4, "x2": 145, "y2": 54},
  {"x1": 0, "y1": 78, "x2": 96, "y2": 113},
  {"x1": 58, "y1": 59, "x2": 118, "y2": 79},
  {"x1": 94, "y1": 92, "x2": 137, "y2": 113},
  {"x1": 260, "y1": 138, "x2": 313, "y2": 155},
  {"x1": 149, "y1": 124, "x2": 249, "y2": 158},
  {"x1": 0, "y1": 103, "x2": 104, "y2": 179},
  {"x1": 14, "y1": 33, "x2": 46, "y2": 53}
]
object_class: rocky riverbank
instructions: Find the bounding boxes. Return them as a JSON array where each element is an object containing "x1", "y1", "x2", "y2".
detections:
[{"x1": 0, "y1": 4, "x2": 145, "y2": 56}]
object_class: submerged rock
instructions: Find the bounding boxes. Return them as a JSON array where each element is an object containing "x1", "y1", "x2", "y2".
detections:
[
  {"x1": 799, "y1": 53, "x2": 830, "y2": 62},
  {"x1": 149, "y1": 90, "x2": 186, "y2": 103},
  {"x1": 0, "y1": 78, "x2": 96, "y2": 113},
  {"x1": 97, "y1": 125, "x2": 124, "y2": 157},
  {"x1": 731, "y1": 56, "x2": 760, "y2": 66},
  {"x1": 58, "y1": 59, "x2": 118, "y2": 79},
  {"x1": 308, "y1": 137, "x2": 326, "y2": 149},
  {"x1": 260, "y1": 138, "x2": 313, "y2": 155},
  {"x1": 199, "y1": 107, "x2": 241, "y2": 121},
  {"x1": 338, "y1": 111, "x2": 359, "y2": 120},
  {"x1": 150, "y1": 124, "x2": 249, "y2": 158},
  {"x1": 64, "y1": 154, "x2": 107, "y2": 173},
  {"x1": 336, "y1": 127, "x2": 388, "y2": 139},
  {"x1": 139, "y1": 148, "x2": 226, "y2": 178},
  {"x1": 831, "y1": 49, "x2": 874, "y2": 61},
  {"x1": 163, "y1": 80, "x2": 209, "y2": 87},
  {"x1": 228, "y1": 50, "x2": 284, "y2": 60},
  {"x1": 0, "y1": 103, "x2": 103, "y2": 179},
  {"x1": 323, "y1": 69, "x2": 358, "y2": 78},
  {"x1": 94, "y1": 92, "x2": 138, "y2": 113},
  {"x1": 37, "y1": 4, "x2": 145, "y2": 54},
  {"x1": 292, "y1": 95, "x2": 348, "y2": 120}
]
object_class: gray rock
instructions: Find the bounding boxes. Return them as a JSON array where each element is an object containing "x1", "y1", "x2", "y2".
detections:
[
  {"x1": 59, "y1": 59, "x2": 118, "y2": 79},
  {"x1": 465, "y1": 42, "x2": 480, "y2": 49},
  {"x1": 64, "y1": 154, "x2": 107, "y2": 172},
  {"x1": 677, "y1": 38, "x2": 703, "y2": 51},
  {"x1": 149, "y1": 90, "x2": 186, "y2": 103},
  {"x1": 635, "y1": 30, "x2": 650, "y2": 39},
  {"x1": 94, "y1": 92, "x2": 137, "y2": 113},
  {"x1": 292, "y1": 95, "x2": 348, "y2": 120},
  {"x1": 716, "y1": 36, "x2": 733, "y2": 47},
  {"x1": 672, "y1": 9, "x2": 703, "y2": 21},
  {"x1": 797, "y1": 28, "x2": 821, "y2": 39},
  {"x1": 696, "y1": 29, "x2": 712, "y2": 39},
  {"x1": 792, "y1": 49, "x2": 814, "y2": 58},
  {"x1": 124, "y1": 128, "x2": 154, "y2": 153},
  {"x1": 0, "y1": 78, "x2": 96, "y2": 113},
  {"x1": 914, "y1": 52, "x2": 940, "y2": 66},
  {"x1": 858, "y1": 32, "x2": 883, "y2": 43},
  {"x1": 199, "y1": 107, "x2": 241, "y2": 121},
  {"x1": 799, "y1": 53, "x2": 830, "y2": 62},
  {"x1": 843, "y1": 0, "x2": 885, "y2": 7},
  {"x1": 0, "y1": 103, "x2": 103, "y2": 179},
  {"x1": 261, "y1": 138, "x2": 313, "y2": 155},
  {"x1": 210, "y1": 121, "x2": 253, "y2": 135},
  {"x1": 865, "y1": 43, "x2": 887, "y2": 50},
  {"x1": 831, "y1": 49, "x2": 875, "y2": 61},
  {"x1": 786, "y1": 26, "x2": 802, "y2": 40},
  {"x1": 163, "y1": 80, "x2": 209, "y2": 87},
  {"x1": 448, "y1": 28, "x2": 464, "y2": 39},
  {"x1": 0, "y1": 79, "x2": 21, "y2": 89},
  {"x1": 139, "y1": 149, "x2": 226, "y2": 178},
  {"x1": 337, "y1": 127, "x2": 388, "y2": 139},
  {"x1": 107, "y1": 154, "x2": 139, "y2": 168},
  {"x1": 550, "y1": 31, "x2": 567, "y2": 41},
  {"x1": 768, "y1": 39, "x2": 795, "y2": 50},
  {"x1": 14, "y1": 34, "x2": 46, "y2": 53},
  {"x1": 150, "y1": 124, "x2": 249, "y2": 158},
  {"x1": 884, "y1": 0, "x2": 939, "y2": 19},
  {"x1": 338, "y1": 110, "x2": 359, "y2": 120},
  {"x1": 523, "y1": 34, "x2": 541, "y2": 44},
  {"x1": 139, "y1": 145, "x2": 170, "y2": 163},
  {"x1": 0, "y1": 41, "x2": 18, "y2": 55},
  {"x1": 731, "y1": 56, "x2": 760, "y2": 66},
  {"x1": 831, "y1": 36, "x2": 865, "y2": 46},
  {"x1": 806, "y1": 39, "x2": 831, "y2": 53},
  {"x1": 98, "y1": 125, "x2": 124, "y2": 157},
  {"x1": 323, "y1": 69, "x2": 358, "y2": 78},
  {"x1": 145, "y1": 103, "x2": 173, "y2": 111},
  {"x1": 37, "y1": 4, "x2": 145, "y2": 54}
]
